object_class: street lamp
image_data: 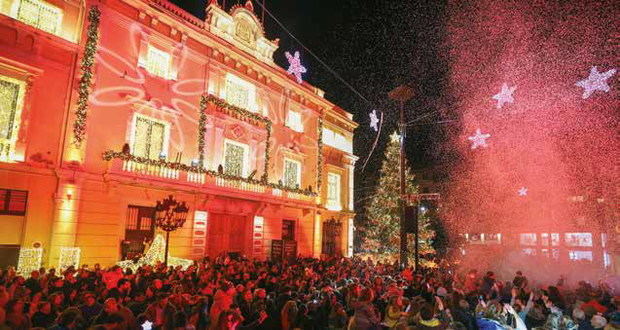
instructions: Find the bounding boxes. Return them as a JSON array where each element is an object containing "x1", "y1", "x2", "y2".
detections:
[
  {"x1": 388, "y1": 84, "x2": 414, "y2": 269},
  {"x1": 155, "y1": 195, "x2": 189, "y2": 266}
]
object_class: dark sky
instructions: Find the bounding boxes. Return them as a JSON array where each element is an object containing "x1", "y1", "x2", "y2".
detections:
[{"x1": 171, "y1": 0, "x2": 455, "y2": 209}]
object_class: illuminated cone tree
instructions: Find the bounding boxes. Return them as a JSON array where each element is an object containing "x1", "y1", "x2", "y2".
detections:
[{"x1": 364, "y1": 132, "x2": 435, "y2": 264}]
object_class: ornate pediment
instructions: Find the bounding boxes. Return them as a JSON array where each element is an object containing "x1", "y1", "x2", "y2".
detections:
[{"x1": 205, "y1": 0, "x2": 278, "y2": 65}]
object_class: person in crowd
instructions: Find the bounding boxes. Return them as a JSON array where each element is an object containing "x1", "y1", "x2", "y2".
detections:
[
  {"x1": 0, "y1": 255, "x2": 619, "y2": 330},
  {"x1": 80, "y1": 292, "x2": 103, "y2": 325},
  {"x1": 4, "y1": 299, "x2": 30, "y2": 330},
  {"x1": 349, "y1": 287, "x2": 380, "y2": 329},
  {"x1": 31, "y1": 301, "x2": 55, "y2": 328}
]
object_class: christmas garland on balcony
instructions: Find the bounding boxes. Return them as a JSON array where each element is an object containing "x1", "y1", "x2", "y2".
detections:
[
  {"x1": 72, "y1": 6, "x2": 101, "y2": 147},
  {"x1": 197, "y1": 96, "x2": 208, "y2": 167},
  {"x1": 101, "y1": 150, "x2": 316, "y2": 196},
  {"x1": 200, "y1": 95, "x2": 273, "y2": 182}
]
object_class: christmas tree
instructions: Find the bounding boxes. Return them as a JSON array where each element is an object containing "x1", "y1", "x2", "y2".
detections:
[{"x1": 364, "y1": 132, "x2": 435, "y2": 264}]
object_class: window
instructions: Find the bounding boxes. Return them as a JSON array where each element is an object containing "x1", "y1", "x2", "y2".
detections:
[
  {"x1": 0, "y1": 75, "x2": 26, "y2": 162},
  {"x1": 124, "y1": 206, "x2": 155, "y2": 260},
  {"x1": 282, "y1": 220, "x2": 295, "y2": 241},
  {"x1": 322, "y1": 126, "x2": 352, "y2": 153},
  {"x1": 283, "y1": 158, "x2": 301, "y2": 189},
  {"x1": 224, "y1": 74, "x2": 256, "y2": 112},
  {"x1": 285, "y1": 110, "x2": 303, "y2": 132},
  {"x1": 14, "y1": 0, "x2": 63, "y2": 36},
  {"x1": 131, "y1": 115, "x2": 168, "y2": 160},
  {"x1": 519, "y1": 233, "x2": 537, "y2": 246},
  {"x1": 565, "y1": 233, "x2": 593, "y2": 247},
  {"x1": 144, "y1": 45, "x2": 172, "y2": 79},
  {"x1": 568, "y1": 250, "x2": 593, "y2": 261},
  {"x1": 522, "y1": 248, "x2": 536, "y2": 256},
  {"x1": 0, "y1": 189, "x2": 28, "y2": 216},
  {"x1": 327, "y1": 172, "x2": 341, "y2": 210},
  {"x1": 224, "y1": 140, "x2": 248, "y2": 177}
]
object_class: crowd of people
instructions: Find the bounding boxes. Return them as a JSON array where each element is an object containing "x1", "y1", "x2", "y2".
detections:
[{"x1": 0, "y1": 255, "x2": 618, "y2": 329}]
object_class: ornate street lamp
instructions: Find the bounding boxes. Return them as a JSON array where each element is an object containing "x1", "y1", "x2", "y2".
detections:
[{"x1": 155, "y1": 195, "x2": 189, "y2": 266}]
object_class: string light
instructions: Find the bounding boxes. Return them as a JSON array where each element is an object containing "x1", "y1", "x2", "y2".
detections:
[
  {"x1": 17, "y1": 248, "x2": 43, "y2": 275},
  {"x1": 118, "y1": 234, "x2": 192, "y2": 271},
  {"x1": 58, "y1": 247, "x2": 81, "y2": 271}
]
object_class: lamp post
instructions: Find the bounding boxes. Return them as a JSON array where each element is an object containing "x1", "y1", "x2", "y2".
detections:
[
  {"x1": 154, "y1": 195, "x2": 189, "y2": 266},
  {"x1": 388, "y1": 85, "x2": 414, "y2": 269}
]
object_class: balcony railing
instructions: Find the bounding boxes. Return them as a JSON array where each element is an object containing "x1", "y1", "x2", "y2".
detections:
[{"x1": 104, "y1": 151, "x2": 317, "y2": 204}]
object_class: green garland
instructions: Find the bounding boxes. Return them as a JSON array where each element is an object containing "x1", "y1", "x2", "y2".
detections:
[
  {"x1": 102, "y1": 150, "x2": 315, "y2": 196},
  {"x1": 197, "y1": 96, "x2": 208, "y2": 167},
  {"x1": 317, "y1": 116, "x2": 324, "y2": 193},
  {"x1": 262, "y1": 122, "x2": 271, "y2": 183},
  {"x1": 72, "y1": 6, "x2": 101, "y2": 147},
  {"x1": 201, "y1": 95, "x2": 272, "y2": 182}
]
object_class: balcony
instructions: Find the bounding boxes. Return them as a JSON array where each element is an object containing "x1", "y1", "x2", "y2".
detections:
[{"x1": 104, "y1": 152, "x2": 316, "y2": 204}]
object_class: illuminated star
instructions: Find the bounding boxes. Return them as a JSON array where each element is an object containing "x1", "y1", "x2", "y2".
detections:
[
  {"x1": 575, "y1": 66, "x2": 616, "y2": 99},
  {"x1": 467, "y1": 128, "x2": 491, "y2": 149},
  {"x1": 492, "y1": 83, "x2": 516, "y2": 109},
  {"x1": 369, "y1": 110, "x2": 379, "y2": 132},
  {"x1": 141, "y1": 320, "x2": 153, "y2": 330},
  {"x1": 390, "y1": 131, "x2": 401, "y2": 143},
  {"x1": 518, "y1": 187, "x2": 528, "y2": 196},
  {"x1": 285, "y1": 51, "x2": 307, "y2": 84}
]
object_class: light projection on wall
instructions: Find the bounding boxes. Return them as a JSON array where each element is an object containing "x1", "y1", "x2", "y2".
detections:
[{"x1": 467, "y1": 128, "x2": 491, "y2": 150}]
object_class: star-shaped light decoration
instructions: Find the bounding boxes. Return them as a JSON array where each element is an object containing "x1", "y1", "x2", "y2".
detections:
[
  {"x1": 467, "y1": 128, "x2": 491, "y2": 149},
  {"x1": 518, "y1": 187, "x2": 528, "y2": 196},
  {"x1": 285, "y1": 51, "x2": 307, "y2": 84},
  {"x1": 492, "y1": 83, "x2": 516, "y2": 109},
  {"x1": 141, "y1": 320, "x2": 153, "y2": 330},
  {"x1": 390, "y1": 131, "x2": 401, "y2": 143},
  {"x1": 575, "y1": 66, "x2": 616, "y2": 99},
  {"x1": 369, "y1": 110, "x2": 379, "y2": 132}
]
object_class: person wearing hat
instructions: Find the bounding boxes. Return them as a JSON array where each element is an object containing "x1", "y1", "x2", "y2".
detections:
[{"x1": 606, "y1": 312, "x2": 620, "y2": 330}]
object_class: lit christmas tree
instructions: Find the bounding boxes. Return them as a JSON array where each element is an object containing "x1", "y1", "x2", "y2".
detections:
[{"x1": 364, "y1": 132, "x2": 435, "y2": 264}]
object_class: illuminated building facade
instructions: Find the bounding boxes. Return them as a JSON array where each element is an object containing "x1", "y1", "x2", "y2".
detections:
[{"x1": 0, "y1": 0, "x2": 357, "y2": 270}]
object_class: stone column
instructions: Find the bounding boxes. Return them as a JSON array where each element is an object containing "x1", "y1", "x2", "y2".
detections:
[{"x1": 48, "y1": 177, "x2": 83, "y2": 267}]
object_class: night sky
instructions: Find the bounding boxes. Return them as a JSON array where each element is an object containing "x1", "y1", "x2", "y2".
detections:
[{"x1": 172, "y1": 0, "x2": 454, "y2": 216}]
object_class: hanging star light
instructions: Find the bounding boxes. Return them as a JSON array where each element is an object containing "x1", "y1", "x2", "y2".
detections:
[
  {"x1": 575, "y1": 66, "x2": 617, "y2": 99},
  {"x1": 369, "y1": 110, "x2": 379, "y2": 132},
  {"x1": 492, "y1": 83, "x2": 516, "y2": 109},
  {"x1": 518, "y1": 187, "x2": 528, "y2": 196},
  {"x1": 467, "y1": 128, "x2": 491, "y2": 149},
  {"x1": 285, "y1": 51, "x2": 307, "y2": 84}
]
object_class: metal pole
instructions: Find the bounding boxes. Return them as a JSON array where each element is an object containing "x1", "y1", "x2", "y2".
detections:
[
  {"x1": 415, "y1": 203, "x2": 419, "y2": 271},
  {"x1": 399, "y1": 100, "x2": 408, "y2": 268},
  {"x1": 389, "y1": 85, "x2": 413, "y2": 269},
  {"x1": 164, "y1": 231, "x2": 170, "y2": 266}
]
